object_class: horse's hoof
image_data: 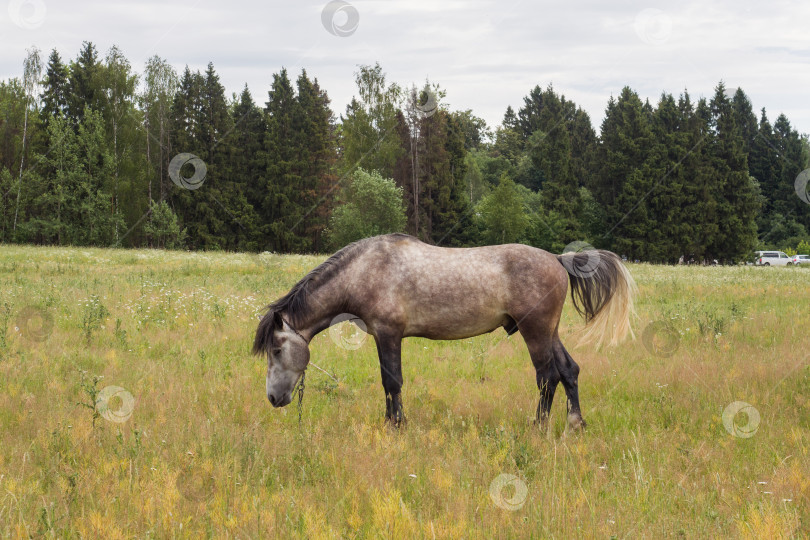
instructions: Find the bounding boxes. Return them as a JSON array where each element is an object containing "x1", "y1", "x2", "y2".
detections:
[
  {"x1": 385, "y1": 414, "x2": 406, "y2": 428},
  {"x1": 567, "y1": 412, "x2": 586, "y2": 431},
  {"x1": 534, "y1": 416, "x2": 552, "y2": 436}
]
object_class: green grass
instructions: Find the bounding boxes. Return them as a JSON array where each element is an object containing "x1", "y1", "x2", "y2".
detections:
[{"x1": 0, "y1": 244, "x2": 808, "y2": 538}]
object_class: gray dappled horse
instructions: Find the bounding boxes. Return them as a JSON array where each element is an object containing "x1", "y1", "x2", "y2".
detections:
[{"x1": 253, "y1": 233, "x2": 635, "y2": 430}]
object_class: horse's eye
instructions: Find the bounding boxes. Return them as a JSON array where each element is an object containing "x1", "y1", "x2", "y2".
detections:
[{"x1": 272, "y1": 347, "x2": 282, "y2": 356}]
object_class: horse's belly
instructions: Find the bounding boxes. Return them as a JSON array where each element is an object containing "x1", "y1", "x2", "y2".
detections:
[{"x1": 403, "y1": 308, "x2": 508, "y2": 340}]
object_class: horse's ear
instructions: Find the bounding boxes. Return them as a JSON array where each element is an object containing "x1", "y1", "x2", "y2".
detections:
[{"x1": 273, "y1": 310, "x2": 284, "y2": 331}]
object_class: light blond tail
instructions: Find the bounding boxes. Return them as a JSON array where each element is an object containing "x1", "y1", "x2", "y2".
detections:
[{"x1": 557, "y1": 250, "x2": 637, "y2": 348}]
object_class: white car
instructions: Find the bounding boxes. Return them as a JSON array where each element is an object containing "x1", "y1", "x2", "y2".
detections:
[
  {"x1": 789, "y1": 254, "x2": 810, "y2": 266},
  {"x1": 754, "y1": 251, "x2": 791, "y2": 266}
]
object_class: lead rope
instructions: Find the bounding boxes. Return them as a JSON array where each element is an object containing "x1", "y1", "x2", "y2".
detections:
[
  {"x1": 281, "y1": 317, "x2": 308, "y2": 428},
  {"x1": 294, "y1": 370, "x2": 306, "y2": 427}
]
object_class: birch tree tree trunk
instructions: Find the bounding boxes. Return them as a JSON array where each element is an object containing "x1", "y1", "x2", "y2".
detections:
[{"x1": 13, "y1": 47, "x2": 41, "y2": 233}]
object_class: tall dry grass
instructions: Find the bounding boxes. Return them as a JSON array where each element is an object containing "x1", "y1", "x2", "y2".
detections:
[{"x1": 0, "y1": 245, "x2": 808, "y2": 538}]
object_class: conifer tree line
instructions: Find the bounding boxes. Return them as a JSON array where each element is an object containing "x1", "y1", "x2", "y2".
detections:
[{"x1": 1, "y1": 42, "x2": 808, "y2": 262}]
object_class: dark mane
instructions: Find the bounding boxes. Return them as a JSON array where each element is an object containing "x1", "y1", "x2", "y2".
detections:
[{"x1": 252, "y1": 234, "x2": 414, "y2": 355}]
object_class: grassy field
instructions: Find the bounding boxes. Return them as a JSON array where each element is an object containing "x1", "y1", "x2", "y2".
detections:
[{"x1": 0, "y1": 244, "x2": 808, "y2": 538}]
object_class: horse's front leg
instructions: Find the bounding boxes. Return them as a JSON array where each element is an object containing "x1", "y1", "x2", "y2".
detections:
[{"x1": 374, "y1": 330, "x2": 406, "y2": 427}]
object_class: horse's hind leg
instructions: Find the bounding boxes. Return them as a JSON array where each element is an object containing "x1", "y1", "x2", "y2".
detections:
[
  {"x1": 523, "y1": 335, "x2": 561, "y2": 431},
  {"x1": 374, "y1": 330, "x2": 406, "y2": 427},
  {"x1": 554, "y1": 340, "x2": 586, "y2": 430}
]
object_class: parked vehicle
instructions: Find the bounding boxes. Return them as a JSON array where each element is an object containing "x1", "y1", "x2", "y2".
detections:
[
  {"x1": 789, "y1": 254, "x2": 810, "y2": 266},
  {"x1": 754, "y1": 251, "x2": 791, "y2": 266}
]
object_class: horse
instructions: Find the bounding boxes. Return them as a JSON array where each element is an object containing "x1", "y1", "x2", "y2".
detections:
[{"x1": 253, "y1": 233, "x2": 635, "y2": 430}]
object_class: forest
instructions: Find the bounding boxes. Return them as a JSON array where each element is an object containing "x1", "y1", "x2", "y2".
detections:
[{"x1": 1, "y1": 42, "x2": 808, "y2": 262}]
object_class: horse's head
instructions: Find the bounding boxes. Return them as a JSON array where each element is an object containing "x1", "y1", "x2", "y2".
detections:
[{"x1": 253, "y1": 310, "x2": 309, "y2": 407}]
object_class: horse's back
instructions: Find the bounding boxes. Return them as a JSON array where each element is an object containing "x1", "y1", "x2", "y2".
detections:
[{"x1": 354, "y1": 235, "x2": 567, "y2": 339}]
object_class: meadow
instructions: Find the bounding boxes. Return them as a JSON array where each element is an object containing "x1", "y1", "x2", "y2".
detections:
[{"x1": 0, "y1": 244, "x2": 808, "y2": 538}]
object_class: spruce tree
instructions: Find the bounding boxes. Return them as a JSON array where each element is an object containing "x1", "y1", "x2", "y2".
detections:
[
  {"x1": 593, "y1": 87, "x2": 656, "y2": 250},
  {"x1": 750, "y1": 108, "x2": 779, "y2": 237},
  {"x1": 709, "y1": 82, "x2": 760, "y2": 261},
  {"x1": 730, "y1": 88, "x2": 758, "y2": 156},
  {"x1": 392, "y1": 110, "x2": 417, "y2": 235},
  {"x1": 638, "y1": 92, "x2": 693, "y2": 262},
  {"x1": 685, "y1": 98, "x2": 721, "y2": 260},
  {"x1": 527, "y1": 124, "x2": 584, "y2": 245},
  {"x1": 169, "y1": 66, "x2": 210, "y2": 248},
  {"x1": 295, "y1": 71, "x2": 337, "y2": 252},
  {"x1": 230, "y1": 85, "x2": 267, "y2": 251},
  {"x1": 261, "y1": 68, "x2": 307, "y2": 252},
  {"x1": 27, "y1": 113, "x2": 79, "y2": 244},
  {"x1": 489, "y1": 107, "x2": 521, "y2": 181},
  {"x1": 772, "y1": 114, "x2": 810, "y2": 236},
  {"x1": 429, "y1": 110, "x2": 471, "y2": 246},
  {"x1": 40, "y1": 49, "x2": 69, "y2": 127},
  {"x1": 68, "y1": 42, "x2": 101, "y2": 123},
  {"x1": 200, "y1": 62, "x2": 235, "y2": 248}
]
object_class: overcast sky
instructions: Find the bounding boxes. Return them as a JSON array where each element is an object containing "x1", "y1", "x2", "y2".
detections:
[{"x1": 3, "y1": 0, "x2": 809, "y2": 136}]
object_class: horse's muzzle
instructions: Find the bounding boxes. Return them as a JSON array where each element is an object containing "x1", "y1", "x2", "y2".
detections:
[{"x1": 267, "y1": 392, "x2": 292, "y2": 408}]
